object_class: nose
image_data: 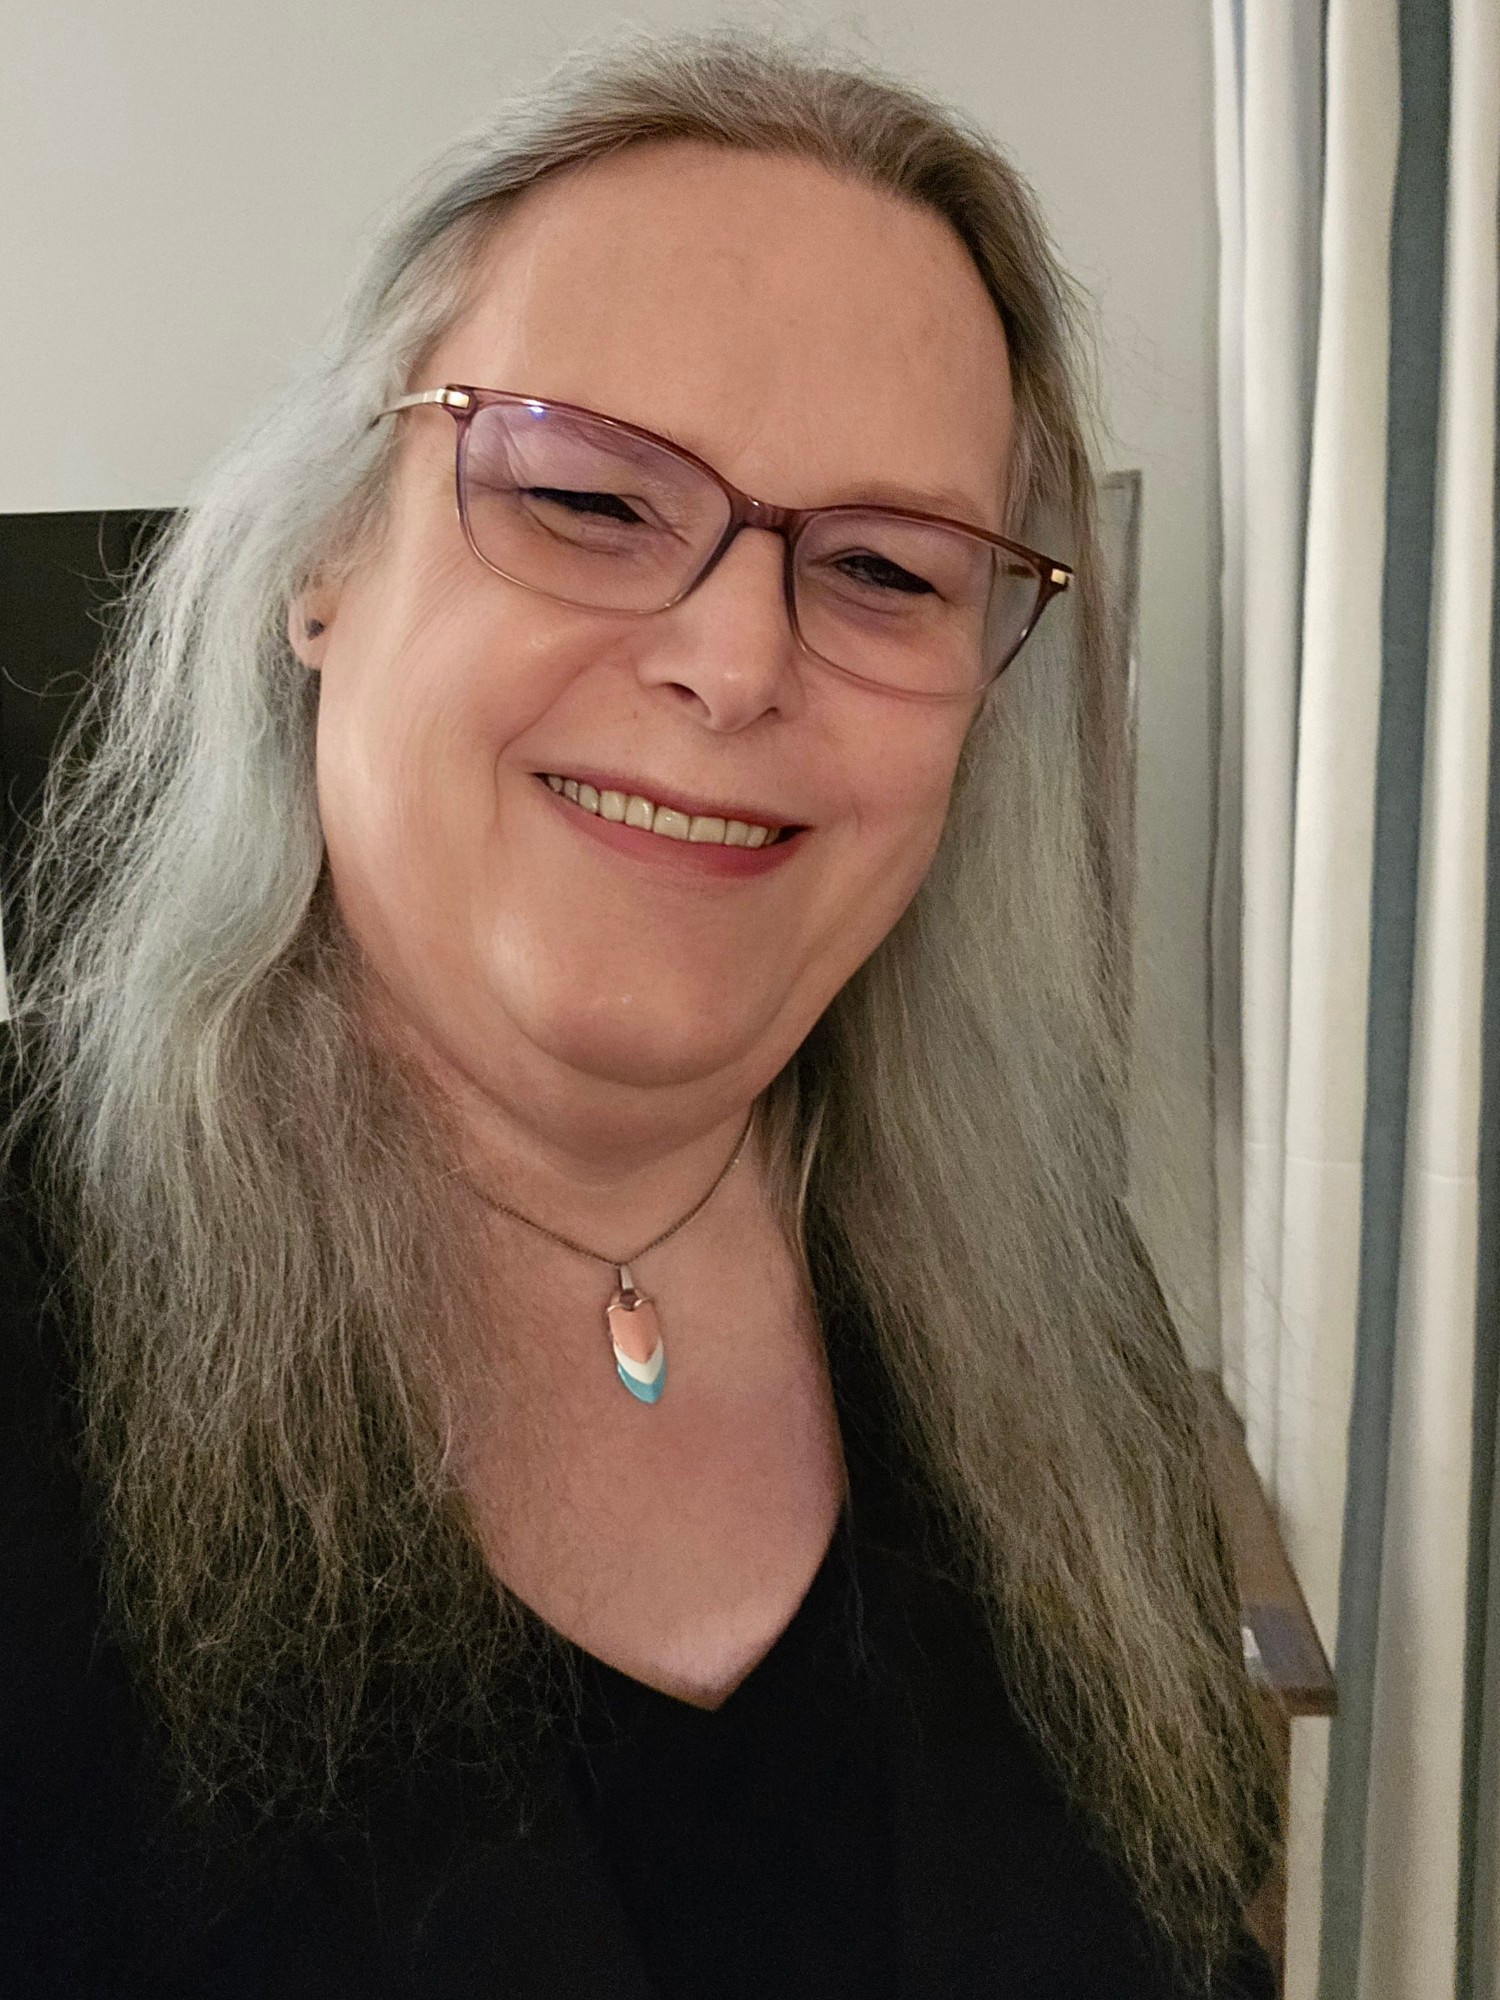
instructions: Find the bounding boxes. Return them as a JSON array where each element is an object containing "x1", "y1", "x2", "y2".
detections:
[{"x1": 632, "y1": 525, "x2": 806, "y2": 732}]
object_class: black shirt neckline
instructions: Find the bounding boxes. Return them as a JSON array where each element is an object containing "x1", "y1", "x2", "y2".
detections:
[
  {"x1": 518, "y1": 1280, "x2": 925, "y2": 1738},
  {"x1": 559, "y1": 1493, "x2": 859, "y2": 1735}
]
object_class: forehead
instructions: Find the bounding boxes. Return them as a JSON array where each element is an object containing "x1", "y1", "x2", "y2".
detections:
[{"x1": 425, "y1": 141, "x2": 1015, "y2": 525}]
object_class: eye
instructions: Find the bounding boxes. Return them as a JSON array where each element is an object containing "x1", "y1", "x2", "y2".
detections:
[
  {"x1": 524, "y1": 486, "x2": 646, "y2": 525},
  {"x1": 834, "y1": 549, "x2": 936, "y2": 596}
]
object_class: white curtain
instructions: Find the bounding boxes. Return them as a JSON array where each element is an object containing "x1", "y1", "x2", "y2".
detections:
[{"x1": 1211, "y1": 1, "x2": 1500, "y2": 1996}]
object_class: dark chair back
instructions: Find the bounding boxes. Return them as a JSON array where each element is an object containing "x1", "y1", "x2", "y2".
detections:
[{"x1": 0, "y1": 511, "x2": 170, "y2": 1003}]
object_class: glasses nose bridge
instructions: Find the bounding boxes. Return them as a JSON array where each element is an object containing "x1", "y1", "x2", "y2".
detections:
[
  {"x1": 700, "y1": 487, "x2": 805, "y2": 619},
  {"x1": 734, "y1": 489, "x2": 798, "y2": 533},
  {"x1": 718, "y1": 485, "x2": 804, "y2": 549}
]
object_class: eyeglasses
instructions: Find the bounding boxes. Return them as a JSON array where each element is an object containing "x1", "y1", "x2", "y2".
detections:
[{"x1": 369, "y1": 385, "x2": 1072, "y2": 700}]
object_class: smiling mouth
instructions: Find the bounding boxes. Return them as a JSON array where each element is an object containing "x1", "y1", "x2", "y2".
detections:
[{"x1": 538, "y1": 774, "x2": 798, "y2": 848}]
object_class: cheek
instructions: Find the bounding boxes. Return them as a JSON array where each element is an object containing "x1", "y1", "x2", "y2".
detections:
[
  {"x1": 842, "y1": 714, "x2": 969, "y2": 890},
  {"x1": 313, "y1": 616, "x2": 486, "y2": 971},
  {"x1": 837, "y1": 808, "x2": 946, "y2": 970},
  {"x1": 318, "y1": 581, "x2": 567, "y2": 837},
  {"x1": 792, "y1": 715, "x2": 969, "y2": 997}
]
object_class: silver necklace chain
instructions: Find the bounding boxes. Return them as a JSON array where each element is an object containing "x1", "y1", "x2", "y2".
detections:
[{"x1": 460, "y1": 1109, "x2": 756, "y2": 1274}]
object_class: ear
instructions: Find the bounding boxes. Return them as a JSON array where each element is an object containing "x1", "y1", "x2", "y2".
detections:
[{"x1": 287, "y1": 583, "x2": 341, "y2": 671}]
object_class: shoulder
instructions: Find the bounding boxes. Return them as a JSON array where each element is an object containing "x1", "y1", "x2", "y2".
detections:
[
  {"x1": 851, "y1": 1527, "x2": 1276, "y2": 1999},
  {"x1": 0, "y1": 1079, "x2": 155, "y2": 1989}
]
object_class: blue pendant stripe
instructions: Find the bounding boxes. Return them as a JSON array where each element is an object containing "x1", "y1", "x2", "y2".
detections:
[{"x1": 614, "y1": 1337, "x2": 666, "y2": 1404}]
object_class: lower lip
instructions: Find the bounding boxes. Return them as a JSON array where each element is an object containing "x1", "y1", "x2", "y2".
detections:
[{"x1": 535, "y1": 777, "x2": 806, "y2": 878}]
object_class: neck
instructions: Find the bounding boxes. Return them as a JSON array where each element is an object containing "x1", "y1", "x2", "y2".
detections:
[
  {"x1": 350, "y1": 963, "x2": 817, "y2": 1429},
  {"x1": 466, "y1": 1096, "x2": 758, "y2": 1270},
  {"x1": 372, "y1": 988, "x2": 783, "y2": 1276},
  {"x1": 432, "y1": 1052, "x2": 806, "y2": 1411}
]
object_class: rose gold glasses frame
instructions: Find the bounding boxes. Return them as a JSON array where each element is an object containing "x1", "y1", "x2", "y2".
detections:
[{"x1": 370, "y1": 384, "x2": 1074, "y2": 700}]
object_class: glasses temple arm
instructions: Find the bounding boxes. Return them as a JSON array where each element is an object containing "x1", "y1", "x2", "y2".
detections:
[{"x1": 367, "y1": 387, "x2": 475, "y2": 430}]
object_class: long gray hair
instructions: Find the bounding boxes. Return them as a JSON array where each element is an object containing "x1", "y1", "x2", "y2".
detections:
[{"x1": 2, "y1": 25, "x2": 1280, "y2": 1986}]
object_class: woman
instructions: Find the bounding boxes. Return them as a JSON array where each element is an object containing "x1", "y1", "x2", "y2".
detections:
[{"x1": 1, "y1": 29, "x2": 1282, "y2": 1999}]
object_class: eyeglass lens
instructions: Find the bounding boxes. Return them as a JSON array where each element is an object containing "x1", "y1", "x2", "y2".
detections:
[{"x1": 457, "y1": 401, "x2": 1045, "y2": 694}]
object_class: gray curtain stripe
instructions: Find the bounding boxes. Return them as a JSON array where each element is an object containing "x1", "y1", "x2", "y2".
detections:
[
  {"x1": 1317, "y1": 2, "x2": 1452, "y2": 1994},
  {"x1": 1293, "y1": 0, "x2": 1329, "y2": 778},
  {"x1": 1232, "y1": 0, "x2": 1245, "y2": 156},
  {"x1": 1455, "y1": 173, "x2": 1500, "y2": 2000}
]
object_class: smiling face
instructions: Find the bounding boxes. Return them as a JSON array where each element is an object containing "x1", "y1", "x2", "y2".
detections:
[{"x1": 299, "y1": 141, "x2": 1015, "y2": 1132}]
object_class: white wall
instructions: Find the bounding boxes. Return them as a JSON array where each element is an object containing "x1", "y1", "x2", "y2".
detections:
[{"x1": 1, "y1": 0, "x2": 1225, "y2": 1363}]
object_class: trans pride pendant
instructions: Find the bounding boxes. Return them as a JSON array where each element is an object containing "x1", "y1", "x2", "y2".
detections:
[{"x1": 607, "y1": 1263, "x2": 665, "y2": 1405}]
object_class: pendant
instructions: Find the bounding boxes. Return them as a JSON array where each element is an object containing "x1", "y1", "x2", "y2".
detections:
[{"x1": 607, "y1": 1263, "x2": 665, "y2": 1405}]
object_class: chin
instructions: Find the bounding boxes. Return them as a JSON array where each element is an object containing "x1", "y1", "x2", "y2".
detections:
[{"x1": 508, "y1": 986, "x2": 766, "y2": 1092}]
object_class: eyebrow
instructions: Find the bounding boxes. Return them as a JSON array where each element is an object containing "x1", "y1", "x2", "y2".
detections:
[
  {"x1": 619, "y1": 412, "x2": 1003, "y2": 530},
  {"x1": 823, "y1": 477, "x2": 1002, "y2": 528},
  {"x1": 656, "y1": 438, "x2": 999, "y2": 527}
]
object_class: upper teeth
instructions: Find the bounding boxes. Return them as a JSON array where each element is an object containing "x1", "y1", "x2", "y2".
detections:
[{"x1": 543, "y1": 775, "x2": 780, "y2": 848}]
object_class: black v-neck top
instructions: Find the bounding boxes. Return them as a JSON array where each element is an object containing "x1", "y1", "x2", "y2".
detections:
[
  {"x1": 559, "y1": 1500, "x2": 899, "y2": 2000},
  {"x1": 0, "y1": 1062, "x2": 1278, "y2": 1999}
]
